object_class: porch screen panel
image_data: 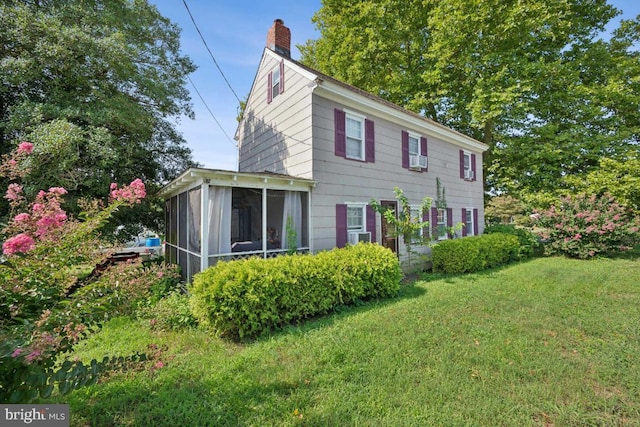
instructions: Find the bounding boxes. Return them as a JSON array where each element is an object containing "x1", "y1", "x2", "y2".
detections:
[
  {"x1": 167, "y1": 196, "x2": 178, "y2": 264},
  {"x1": 281, "y1": 191, "x2": 302, "y2": 250},
  {"x1": 166, "y1": 197, "x2": 178, "y2": 264},
  {"x1": 208, "y1": 186, "x2": 232, "y2": 255},
  {"x1": 188, "y1": 187, "x2": 201, "y2": 254},
  {"x1": 300, "y1": 192, "x2": 309, "y2": 247},
  {"x1": 178, "y1": 192, "x2": 188, "y2": 251},
  {"x1": 267, "y1": 190, "x2": 284, "y2": 250},
  {"x1": 189, "y1": 253, "x2": 201, "y2": 280}
]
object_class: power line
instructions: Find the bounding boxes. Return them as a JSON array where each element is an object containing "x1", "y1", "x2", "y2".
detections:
[
  {"x1": 187, "y1": 75, "x2": 236, "y2": 147},
  {"x1": 182, "y1": 0, "x2": 242, "y2": 104}
]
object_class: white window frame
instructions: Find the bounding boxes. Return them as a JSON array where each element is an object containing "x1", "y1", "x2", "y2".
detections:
[
  {"x1": 465, "y1": 208, "x2": 474, "y2": 236},
  {"x1": 272, "y1": 66, "x2": 281, "y2": 99},
  {"x1": 408, "y1": 133, "x2": 420, "y2": 157},
  {"x1": 410, "y1": 205, "x2": 424, "y2": 239},
  {"x1": 463, "y1": 150, "x2": 473, "y2": 180},
  {"x1": 346, "y1": 203, "x2": 366, "y2": 232},
  {"x1": 408, "y1": 132, "x2": 427, "y2": 170},
  {"x1": 345, "y1": 111, "x2": 365, "y2": 161},
  {"x1": 437, "y1": 208, "x2": 448, "y2": 241}
]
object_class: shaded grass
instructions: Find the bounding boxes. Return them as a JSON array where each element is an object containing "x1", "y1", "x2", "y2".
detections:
[{"x1": 47, "y1": 257, "x2": 640, "y2": 426}]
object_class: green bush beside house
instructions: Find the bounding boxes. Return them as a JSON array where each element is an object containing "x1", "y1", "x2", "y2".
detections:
[{"x1": 190, "y1": 243, "x2": 402, "y2": 340}]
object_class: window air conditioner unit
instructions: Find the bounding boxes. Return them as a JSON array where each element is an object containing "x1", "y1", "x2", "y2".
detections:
[
  {"x1": 464, "y1": 169, "x2": 474, "y2": 180},
  {"x1": 348, "y1": 231, "x2": 371, "y2": 245},
  {"x1": 419, "y1": 155, "x2": 428, "y2": 169},
  {"x1": 410, "y1": 155, "x2": 428, "y2": 169}
]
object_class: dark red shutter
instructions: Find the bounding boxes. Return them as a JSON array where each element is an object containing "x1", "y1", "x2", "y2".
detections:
[
  {"x1": 401, "y1": 131, "x2": 409, "y2": 169},
  {"x1": 366, "y1": 205, "x2": 376, "y2": 243},
  {"x1": 279, "y1": 60, "x2": 285, "y2": 94},
  {"x1": 336, "y1": 204, "x2": 347, "y2": 248},
  {"x1": 431, "y1": 207, "x2": 438, "y2": 239},
  {"x1": 335, "y1": 109, "x2": 346, "y2": 157},
  {"x1": 447, "y1": 207, "x2": 453, "y2": 238},
  {"x1": 267, "y1": 71, "x2": 273, "y2": 104},
  {"x1": 459, "y1": 150, "x2": 465, "y2": 179},
  {"x1": 461, "y1": 208, "x2": 467, "y2": 237},
  {"x1": 471, "y1": 153, "x2": 477, "y2": 181},
  {"x1": 365, "y1": 119, "x2": 375, "y2": 163},
  {"x1": 473, "y1": 208, "x2": 479, "y2": 236},
  {"x1": 420, "y1": 137, "x2": 428, "y2": 171}
]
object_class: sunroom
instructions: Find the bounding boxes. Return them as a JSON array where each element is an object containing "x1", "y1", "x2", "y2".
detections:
[{"x1": 159, "y1": 168, "x2": 315, "y2": 282}]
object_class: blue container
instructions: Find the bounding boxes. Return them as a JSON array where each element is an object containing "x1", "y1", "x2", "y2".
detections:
[{"x1": 146, "y1": 237, "x2": 161, "y2": 247}]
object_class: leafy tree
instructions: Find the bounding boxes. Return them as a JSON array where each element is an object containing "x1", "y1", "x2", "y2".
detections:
[
  {"x1": 0, "y1": 0, "x2": 198, "y2": 235},
  {"x1": 485, "y1": 195, "x2": 527, "y2": 225},
  {"x1": 300, "y1": 1, "x2": 640, "y2": 198},
  {"x1": 565, "y1": 155, "x2": 640, "y2": 212}
]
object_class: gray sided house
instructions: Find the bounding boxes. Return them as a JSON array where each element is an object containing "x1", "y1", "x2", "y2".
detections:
[{"x1": 161, "y1": 19, "x2": 488, "y2": 281}]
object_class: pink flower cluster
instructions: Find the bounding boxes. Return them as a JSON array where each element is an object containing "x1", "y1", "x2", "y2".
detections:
[
  {"x1": 2, "y1": 187, "x2": 68, "y2": 255},
  {"x1": 17, "y1": 141, "x2": 34, "y2": 155},
  {"x1": 32, "y1": 188, "x2": 68, "y2": 238},
  {"x1": 2, "y1": 233, "x2": 35, "y2": 255},
  {"x1": 110, "y1": 178, "x2": 146, "y2": 204}
]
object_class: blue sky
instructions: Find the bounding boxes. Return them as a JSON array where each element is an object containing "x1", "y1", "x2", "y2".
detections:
[{"x1": 150, "y1": 0, "x2": 640, "y2": 172}]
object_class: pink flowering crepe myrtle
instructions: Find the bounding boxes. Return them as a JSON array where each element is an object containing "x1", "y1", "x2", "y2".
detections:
[
  {"x1": 110, "y1": 178, "x2": 147, "y2": 205},
  {"x1": 2, "y1": 187, "x2": 68, "y2": 256}
]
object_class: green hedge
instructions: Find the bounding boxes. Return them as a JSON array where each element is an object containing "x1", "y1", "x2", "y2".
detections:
[
  {"x1": 484, "y1": 224, "x2": 543, "y2": 257},
  {"x1": 190, "y1": 243, "x2": 402, "y2": 340},
  {"x1": 431, "y1": 233, "x2": 520, "y2": 274}
]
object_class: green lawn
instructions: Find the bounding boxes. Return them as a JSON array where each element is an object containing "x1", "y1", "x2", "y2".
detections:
[{"x1": 49, "y1": 256, "x2": 640, "y2": 426}]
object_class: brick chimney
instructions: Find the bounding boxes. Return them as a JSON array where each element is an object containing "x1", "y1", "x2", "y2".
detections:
[{"x1": 266, "y1": 19, "x2": 291, "y2": 58}]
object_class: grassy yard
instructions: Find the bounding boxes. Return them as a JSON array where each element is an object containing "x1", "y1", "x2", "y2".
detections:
[{"x1": 48, "y1": 256, "x2": 640, "y2": 426}]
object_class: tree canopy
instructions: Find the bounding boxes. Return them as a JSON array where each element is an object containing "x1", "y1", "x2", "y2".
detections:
[
  {"x1": 299, "y1": 0, "x2": 640, "y2": 200},
  {"x1": 0, "y1": 0, "x2": 197, "y2": 232}
]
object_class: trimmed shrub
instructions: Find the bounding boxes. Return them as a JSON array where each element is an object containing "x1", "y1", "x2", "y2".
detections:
[
  {"x1": 190, "y1": 243, "x2": 401, "y2": 340},
  {"x1": 484, "y1": 224, "x2": 543, "y2": 257},
  {"x1": 431, "y1": 233, "x2": 520, "y2": 274}
]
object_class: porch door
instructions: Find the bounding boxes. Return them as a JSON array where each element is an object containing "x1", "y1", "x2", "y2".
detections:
[{"x1": 380, "y1": 200, "x2": 398, "y2": 254}]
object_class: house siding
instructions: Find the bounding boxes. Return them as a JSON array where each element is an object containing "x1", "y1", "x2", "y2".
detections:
[
  {"x1": 237, "y1": 51, "x2": 315, "y2": 179},
  {"x1": 310, "y1": 95, "x2": 485, "y2": 254},
  {"x1": 236, "y1": 50, "x2": 487, "y2": 263}
]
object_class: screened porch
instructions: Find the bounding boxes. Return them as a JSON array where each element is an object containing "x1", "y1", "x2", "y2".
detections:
[{"x1": 160, "y1": 169, "x2": 315, "y2": 282}]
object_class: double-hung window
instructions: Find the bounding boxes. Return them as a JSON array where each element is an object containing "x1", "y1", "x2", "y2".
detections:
[
  {"x1": 334, "y1": 109, "x2": 375, "y2": 163},
  {"x1": 402, "y1": 131, "x2": 428, "y2": 171},
  {"x1": 437, "y1": 208, "x2": 447, "y2": 241},
  {"x1": 272, "y1": 66, "x2": 281, "y2": 100},
  {"x1": 336, "y1": 203, "x2": 376, "y2": 248},
  {"x1": 347, "y1": 205, "x2": 365, "y2": 232},
  {"x1": 345, "y1": 114, "x2": 364, "y2": 160},
  {"x1": 267, "y1": 60, "x2": 284, "y2": 104},
  {"x1": 460, "y1": 150, "x2": 476, "y2": 181},
  {"x1": 465, "y1": 209, "x2": 474, "y2": 236},
  {"x1": 462, "y1": 207, "x2": 478, "y2": 237},
  {"x1": 408, "y1": 135, "x2": 420, "y2": 158}
]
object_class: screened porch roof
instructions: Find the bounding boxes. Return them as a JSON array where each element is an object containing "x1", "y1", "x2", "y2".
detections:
[{"x1": 158, "y1": 168, "x2": 316, "y2": 199}]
